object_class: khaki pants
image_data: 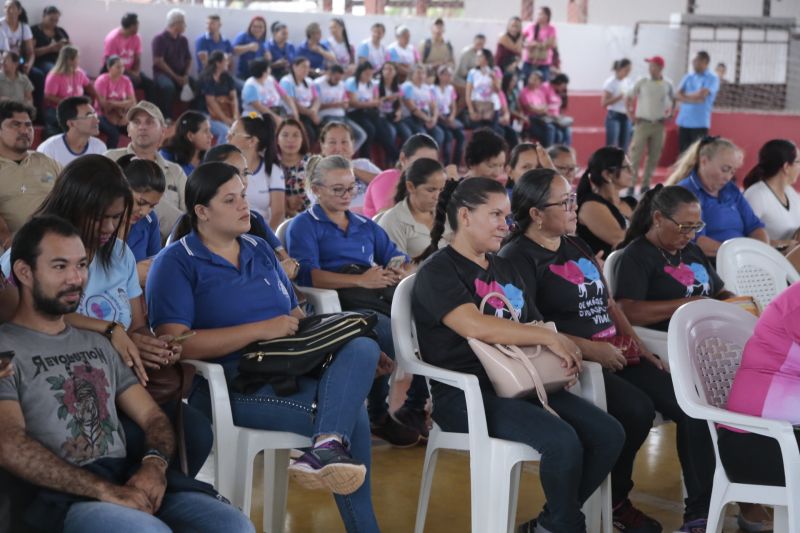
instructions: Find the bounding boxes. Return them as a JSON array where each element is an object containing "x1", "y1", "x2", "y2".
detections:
[{"x1": 629, "y1": 120, "x2": 665, "y2": 190}]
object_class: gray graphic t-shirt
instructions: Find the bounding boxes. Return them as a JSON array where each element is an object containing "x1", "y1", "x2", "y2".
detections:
[{"x1": 0, "y1": 323, "x2": 137, "y2": 466}]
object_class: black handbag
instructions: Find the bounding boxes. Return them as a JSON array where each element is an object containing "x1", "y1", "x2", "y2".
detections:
[
  {"x1": 234, "y1": 311, "x2": 378, "y2": 396},
  {"x1": 336, "y1": 264, "x2": 396, "y2": 316}
]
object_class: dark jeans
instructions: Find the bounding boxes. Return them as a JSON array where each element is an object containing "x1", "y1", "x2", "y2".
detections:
[
  {"x1": 438, "y1": 118, "x2": 466, "y2": 166},
  {"x1": 99, "y1": 116, "x2": 126, "y2": 149},
  {"x1": 120, "y1": 399, "x2": 214, "y2": 478},
  {"x1": 348, "y1": 109, "x2": 399, "y2": 164},
  {"x1": 383, "y1": 115, "x2": 413, "y2": 146},
  {"x1": 522, "y1": 62, "x2": 551, "y2": 84},
  {"x1": 605, "y1": 360, "x2": 715, "y2": 521},
  {"x1": 529, "y1": 116, "x2": 556, "y2": 147},
  {"x1": 128, "y1": 72, "x2": 157, "y2": 104},
  {"x1": 44, "y1": 106, "x2": 60, "y2": 138},
  {"x1": 154, "y1": 73, "x2": 197, "y2": 121},
  {"x1": 359, "y1": 310, "x2": 429, "y2": 421},
  {"x1": 678, "y1": 126, "x2": 709, "y2": 154},
  {"x1": 605, "y1": 110, "x2": 632, "y2": 151},
  {"x1": 432, "y1": 385, "x2": 624, "y2": 533},
  {"x1": 401, "y1": 116, "x2": 445, "y2": 150},
  {"x1": 29, "y1": 63, "x2": 50, "y2": 121},
  {"x1": 718, "y1": 427, "x2": 800, "y2": 486}
]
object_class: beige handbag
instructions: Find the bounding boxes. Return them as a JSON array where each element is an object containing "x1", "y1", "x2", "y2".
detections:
[{"x1": 467, "y1": 291, "x2": 571, "y2": 416}]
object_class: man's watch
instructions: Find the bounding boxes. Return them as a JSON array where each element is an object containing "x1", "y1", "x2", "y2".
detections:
[
  {"x1": 104, "y1": 321, "x2": 123, "y2": 339},
  {"x1": 142, "y1": 448, "x2": 170, "y2": 468}
]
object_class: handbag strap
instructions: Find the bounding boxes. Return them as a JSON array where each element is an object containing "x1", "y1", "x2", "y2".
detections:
[
  {"x1": 478, "y1": 291, "x2": 520, "y2": 322},
  {"x1": 495, "y1": 343, "x2": 559, "y2": 417}
]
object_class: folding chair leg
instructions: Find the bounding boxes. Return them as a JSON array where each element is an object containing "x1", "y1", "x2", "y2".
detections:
[
  {"x1": 263, "y1": 449, "x2": 291, "y2": 533},
  {"x1": 414, "y1": 445, "x2": 441, "y2": 533}
]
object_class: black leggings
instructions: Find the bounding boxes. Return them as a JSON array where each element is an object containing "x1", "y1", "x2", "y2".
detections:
[
  {"x1": 605, "y1": 360, "x2": 716, "y2": 521},
  {"x1": 718, "y1": 427, "x2": 800, "y2": 486}
]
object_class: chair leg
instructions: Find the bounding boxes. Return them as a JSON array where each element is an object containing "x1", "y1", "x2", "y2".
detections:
[
  {"x1": 705, "y1": 475, "x2": 730, "y2": 533},
  {"x1": 235, "y1": 439, "x2": 259, "y2": 518},
  {"x1": 263, "y1": 449, "x2": 291, "y2": 533},
  {"x1": 506, "y1": 462, "x2": 523, "y2": 533},
  {"x1": 414, "y1": 444, "x2": 441, "y2": 533},
  {"x1": 479, "y1": 451, "x2": 514, "y2": 533},
  {"x1": 600, "y1": 475, "x2": 612, "y2": 533},
  {"x1": 774, "y1": 505, "x2": 788, "y2": 533}
]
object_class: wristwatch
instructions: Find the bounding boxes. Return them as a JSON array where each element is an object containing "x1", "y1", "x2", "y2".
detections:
[
  {"x1": 104, "y1": 321, "x2": 123, "y2": 339},
  {"x1": 142, "y1": 448, "x2": 170, "y2": 468}
]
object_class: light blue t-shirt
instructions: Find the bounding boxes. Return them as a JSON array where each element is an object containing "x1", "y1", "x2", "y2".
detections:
[
  {"x1": 676, "y1": 70, "x2": 719, "y2": 129},
  {"x1": 2, "y1": 239, "x2": 142, "y2": 329}
]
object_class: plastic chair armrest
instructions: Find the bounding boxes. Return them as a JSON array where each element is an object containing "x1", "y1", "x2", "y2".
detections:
[
  {"x1": 182, "y1": 359, "x2": 236, "y2": 430},
  {"x1": 299, "y1": 287, "x2": 342, "y2": 313}
]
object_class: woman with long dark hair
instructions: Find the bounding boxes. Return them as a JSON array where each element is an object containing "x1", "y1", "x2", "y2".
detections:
[
  {"x1": 160, "y1": 110, "x2": 213, "y2": 176},
  {"x1": 376, "y1": 61, "x2": 411, "y2": 146},
  {"x1": 199, "y1": 50, "x2": 239, "y2": 144},
  {"x1": 280, "y1": 56, "x2": 321, "y2": 145},
  {"x1": 276, "y1": 117, "x2": 312, "y2": 216},
  {"x1": 575, "y1": 146, "x2": 634, "y2": 257},
  {"x1": 464, "y1": 48, "x2": 498, "y2": 130},
  {"x1": 326, "y1": 18, "x2": 355, "y2": 75},
  {"x1": 432, "y1": 65, "x2": 465, "y2": 166},
  {"x1": 149, "y1": 161, "x2": 381, "y2": 531},
  {"x1": 414, "y1": 176, "x2": 623, "y2": 533},
  {"x1": 521, "y1": 6, "x2": 558, "y2": 82},
  {"x1": 345, "y1": 60, "x2": 398, "y2": 164},
  {"x1": 500, "y1": 171, "x2": 716, "y2": 533},
  {"x1": 232, "y1": 15, "x2": 270, "y2": 81}
]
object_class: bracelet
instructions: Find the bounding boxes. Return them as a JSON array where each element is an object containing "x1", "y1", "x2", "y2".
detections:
[
  {"x1": 104, "y1": 321, "x2": 122, "y2": 339},
  {"x1": 142, "y1": 448, "x2": 170, "y2": 468}
]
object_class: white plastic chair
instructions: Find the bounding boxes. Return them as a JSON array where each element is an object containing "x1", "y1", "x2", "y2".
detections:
[
  {"x1": 716, "y1": 237, "x2": 799, "y2": 311},
  {"x1": 182, "y1": 360, "x2": 311, "y2": 533},
  {"x1": 276, "y1": 218, "x2": 342, "y2": 313},
  {"x1": 668, "y1": 299, "x2": 800, "y2": 533},
  {"x1": 391, "y1": 275, "x2": 612, "y2": 533}
]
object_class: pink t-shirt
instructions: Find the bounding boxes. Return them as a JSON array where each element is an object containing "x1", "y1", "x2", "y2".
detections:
[
  {"x1": 726, "y1": 282, "x2": 800, "y2": 425},
  {"x1": 93, "y1": 73, "x2": 134, "y2": 117},
  {"x1": 44, "y1": 68, "x2": 91, "y2": 108},
  {"x1": 104, "y1": 27, "x2": 142, "y2": 70},
  {"x1": 522, "y1": 23, "x2": 556, "y2": 66},
  {"x1": 363, "y1": 169, "x2": 401, "y2": 218},
  {"x1": 520, "y1": 83, "x2": 560, "y2": 116}
]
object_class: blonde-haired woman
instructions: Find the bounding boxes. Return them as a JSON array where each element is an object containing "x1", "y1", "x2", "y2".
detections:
[
  {"x1": 43, "y1": 45, "x2": 94, "y2": 136},
  {"x1": 666, "y1": 136, "x2": 768, "y2": 259}
]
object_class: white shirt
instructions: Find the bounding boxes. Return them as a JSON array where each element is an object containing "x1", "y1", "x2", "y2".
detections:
[
  {"x1": 313, "y1": 76, "x2": 347, "y2": 118},
  {"x1": 246, "y1": 159, "x2": 285, "y2": 223},
  {"x1": 0, "y1": 18, "x2": 30, "y2": 54},
  {"x1": 356, "y1": 40, "x2": 386, "y2": 70},
  {"x1": 241, "y1": 75, "x2": 285, "y2": 114},
  {"x1": 36, "y1": 134, "x2": 107, "y2": 166},
  {"x1": 602, "y1": 75, "x2": 631, "y2": 113},
  {"x1": 432, "y1": 84, "x2": 456, "y2": 116},
  {"x1": 466, "y1": 67, "x2": 495, "y2": 103},
  {"x1": 401, "y1": 81, "x2": 435, "y2": 117},
  {"x1": 326, "y1": 37, "x2": 353, "y2": 66},
  {"x1": 743, "y1": 180, "x2": 800, "y2": 241}
]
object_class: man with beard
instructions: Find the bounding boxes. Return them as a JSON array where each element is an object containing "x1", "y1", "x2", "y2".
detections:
[
  {"x1": 0, "y1": 100, "x2": 61, "y2": 251},
  {"x1": 0, "y1": 215, "x2": 255, "y2": 533},
  {"x1": 104, "y1": 101, "x2": 186, "y2": 241}
]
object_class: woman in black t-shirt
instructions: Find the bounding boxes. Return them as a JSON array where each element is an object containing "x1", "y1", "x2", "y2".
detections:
[
  {"x1": 500, "y1": 169, "x2": 715, "y2": 533},
  {"x1": 413, "y1": 177, "x2": 624, "y2": 533},
  {"x1": 575, "y1": 146, "x2": 635, "y2": 258},
  {"x1": 614, "y1": 185, "x2": 732, "y2": 331}
]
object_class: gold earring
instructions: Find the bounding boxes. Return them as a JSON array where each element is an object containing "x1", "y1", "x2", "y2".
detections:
[{"x1": 537, "y1": 220, "x2": 543, "y2": 230}]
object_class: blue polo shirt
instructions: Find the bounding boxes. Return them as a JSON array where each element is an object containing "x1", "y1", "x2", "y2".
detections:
[
  {"x1": 267, "y1": 39, "x2": 296, "y2": 67},
  {"x1": 232, "y1": 31, "x2": 268, "y2": 80},
  {"x1": 676, "y1": 70, "x2": 719, "y2": 129},
  {"x1": 194, "y1": 33, "x2": 234, "y2": 75},
  {"x1": 296, "y1": 40, "x2": 330, "y2": 70},
  {"x1": 146, "y1": 231, "x2": 297, "y2": 363},
  {"x1": 286, "y1": 204, "x2": 409, "y2": 287},
  {"x1": 678, "y1": 171, "x2": 764, "y2": 243},
  {"x1": 127, "y1": 212, "x2": 162, "y2": 262}
]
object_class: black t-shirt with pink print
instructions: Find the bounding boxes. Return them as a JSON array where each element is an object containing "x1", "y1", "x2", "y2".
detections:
[{"x1": 611, "y1": 236, "x2": 725, "y2": 331}]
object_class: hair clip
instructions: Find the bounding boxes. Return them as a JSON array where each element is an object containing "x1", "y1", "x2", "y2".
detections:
[{"x1": 246, "y1": 111, "x2": 260, "y2": 120}]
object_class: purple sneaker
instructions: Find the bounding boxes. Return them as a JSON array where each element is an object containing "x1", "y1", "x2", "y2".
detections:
[
  {"x1": 288, "y1": 440, "x2": 366, "y2": 495},
  {"x1": 678, "y1": 518, "x2": 707, "y2": 533}
]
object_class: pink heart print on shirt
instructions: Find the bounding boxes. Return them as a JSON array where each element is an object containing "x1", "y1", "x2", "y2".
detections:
[
  {"x1": 548, "y1": 261, "x2": 585, "y2": 286},
  {"x1": 664, "y1": 263, "x2": 695, "y2": 287},
  {"x1": 474, "y1": 279, "x2": 507, "y2": 311}
]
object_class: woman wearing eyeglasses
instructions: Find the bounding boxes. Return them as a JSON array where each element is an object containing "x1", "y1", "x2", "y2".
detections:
[
  {"x1": 575, "y1": 146, "x2": 635, "y2": 259},
  {"x1": 500, "y1": 172, "x2": 717, "y2": 533},
  {"x1": 286, "y1": 155, "x2": 430, "y2": 447},
  {"x1": 665, "y1": 136, "x2": 768, "y2": 259}
]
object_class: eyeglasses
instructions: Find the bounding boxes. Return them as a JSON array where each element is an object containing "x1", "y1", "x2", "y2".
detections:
[
  {"x1": 665, "y1": 215, "x2": 706, "y2": 235},
  {"x1": 541, "y1": 193, "x2": 577, "y2": 212},
  {"x1": 555, "y1": 164, "x2": 579, "y2": 176},
  {"x1": 318, "y1": 184, "x2": 357, "y2": 197}
]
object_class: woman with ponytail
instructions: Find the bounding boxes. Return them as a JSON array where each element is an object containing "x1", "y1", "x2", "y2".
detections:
[
  {"x1": 377, "y1": 158, "x2": 447, "y2": 258},
  {"x1": 500, "y1": 171, "x2": 715, "y2": 533},
  {"x1": 413, "y1": 176, "x2": 623, "y2": 533},
  {"x1": 665, "y1": 136, "x2": 768, "y2": 258},
  {"x1": 743, "y1": 139, "x2": 800, "y2": 248},
  {"x1": 575, "y1": 146, "x2": 635, "y2": 258}
]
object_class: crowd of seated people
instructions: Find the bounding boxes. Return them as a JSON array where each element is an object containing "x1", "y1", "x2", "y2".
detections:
[{"x1": 0, "y1": 4, "x2": 799, "y2": 533}]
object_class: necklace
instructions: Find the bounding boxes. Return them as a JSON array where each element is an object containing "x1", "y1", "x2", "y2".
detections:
[{"x1": 658, "y1": 246, "x2": 682, "y2": 267}]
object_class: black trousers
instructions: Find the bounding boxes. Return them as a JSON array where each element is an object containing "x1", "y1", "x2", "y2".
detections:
[
  {"x1": 718, "y1": 427, "x2": 800, "y2": 486},
  {"x1": 678, "y1": 127, "x2": 709, "y2": 154},
  {"x1": 605, "y1": 360, "x2": 716, "y2": 521}
]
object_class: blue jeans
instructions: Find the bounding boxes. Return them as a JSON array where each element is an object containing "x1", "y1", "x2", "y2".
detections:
[
  {"x1": 438, "y1": 118, "x2": 466, "y2": 166},
  {"x1": 401, "y1": 116, "x2": 445, "y2": 151},
  {"x1": 522, "y1": 62, "x2": 551, "y2": 83},
  {"x1": 189, "y1": 336, "x2": 381, "y2": 533},
  {"x1": 99, "y1": 115, "x2": 126, "y2": 149},
  {"x1": 208, "y1": 119, "x2": 230, "y2": 145},
  {"x1": 529, "y1": 116, "x2": 557, "y2": 147},
  {"x1": 63, "y1": 490, "x2": 254, "y2": 533},
  {"x1": 605, "y1": 110, "x2": 632, "y2": 151},
  {"x1": 433, "y1": 385, "x2": 624, "y2": 533},
  {"x1": 386, "y1": 117, "x2": 413, "y2": 146},
  {"x1": 556, "y1": 124, "x2": 573, "y2": 146},
  {"x1": 358, "y1": 310, "x2": 429, "y2": 421}
]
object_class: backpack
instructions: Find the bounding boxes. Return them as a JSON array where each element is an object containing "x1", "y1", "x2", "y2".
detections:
[{"x1": 423, "y1": 38, "x2": 453, "y2": 63}]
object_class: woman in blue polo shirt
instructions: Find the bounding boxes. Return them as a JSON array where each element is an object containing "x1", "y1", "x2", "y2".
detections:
[
  {"x1": 118, "y1": 154, "x2": 166, "y2": 287},
  {"x1": 286, "y1": 155, "x2": 430, "y2": 447},
  {"x1": 147, "y1": 162, "x2": 381, "y2": 532},
  {"x1": 666, "y1": 136, "x2": 768, "y2": 259}
]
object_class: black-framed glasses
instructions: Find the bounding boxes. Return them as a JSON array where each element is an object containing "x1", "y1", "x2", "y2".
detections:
[
  {"x1": 541, "y1": 193, "x2": 577, "y2": 212},
  {"x1": 666, "y1": 215, "x2": 705, "y2": 235},
  {"x1": 318, "y1": 184, "x2": 357, "y2": 198}
]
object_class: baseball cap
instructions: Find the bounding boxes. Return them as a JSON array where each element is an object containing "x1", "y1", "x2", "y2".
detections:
[
  {"x1": 126, "y1": 101, "x2": 165, "y2": 125},
  {"x1": 645, "y1": 56, "x2": 665, "y2": 68}
]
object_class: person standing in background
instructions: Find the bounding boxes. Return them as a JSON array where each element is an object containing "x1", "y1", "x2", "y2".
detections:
[
  {"x1": 627, "y1": 56, "x2": 675, "y2": 195},
  {"x1": 675, "y1": 50, "x2": 719, "y2": 153},
  {"x1": 521, "y1": 6, "x2": 557, "y2": 82},
  {"x1": 602, "y1": 58, "x2": 632, "y2": 151}
]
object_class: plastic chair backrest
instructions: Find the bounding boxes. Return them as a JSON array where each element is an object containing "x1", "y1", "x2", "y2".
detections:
[
  {"x1": 668, "y1": 300, "x2": 756, "y2": 413},
  {"x1": 604, "y1": 250, "x2": 622, "y2": 295},
  {"x1": 717, "y1": 238, "x2": 800, "y2": 311},
  {"x1": 393, "y1": 275, "x2": 422, "y2": 369},
  {"x1": 276, "y1": 219, "x2": 292, "y2": 247}
]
